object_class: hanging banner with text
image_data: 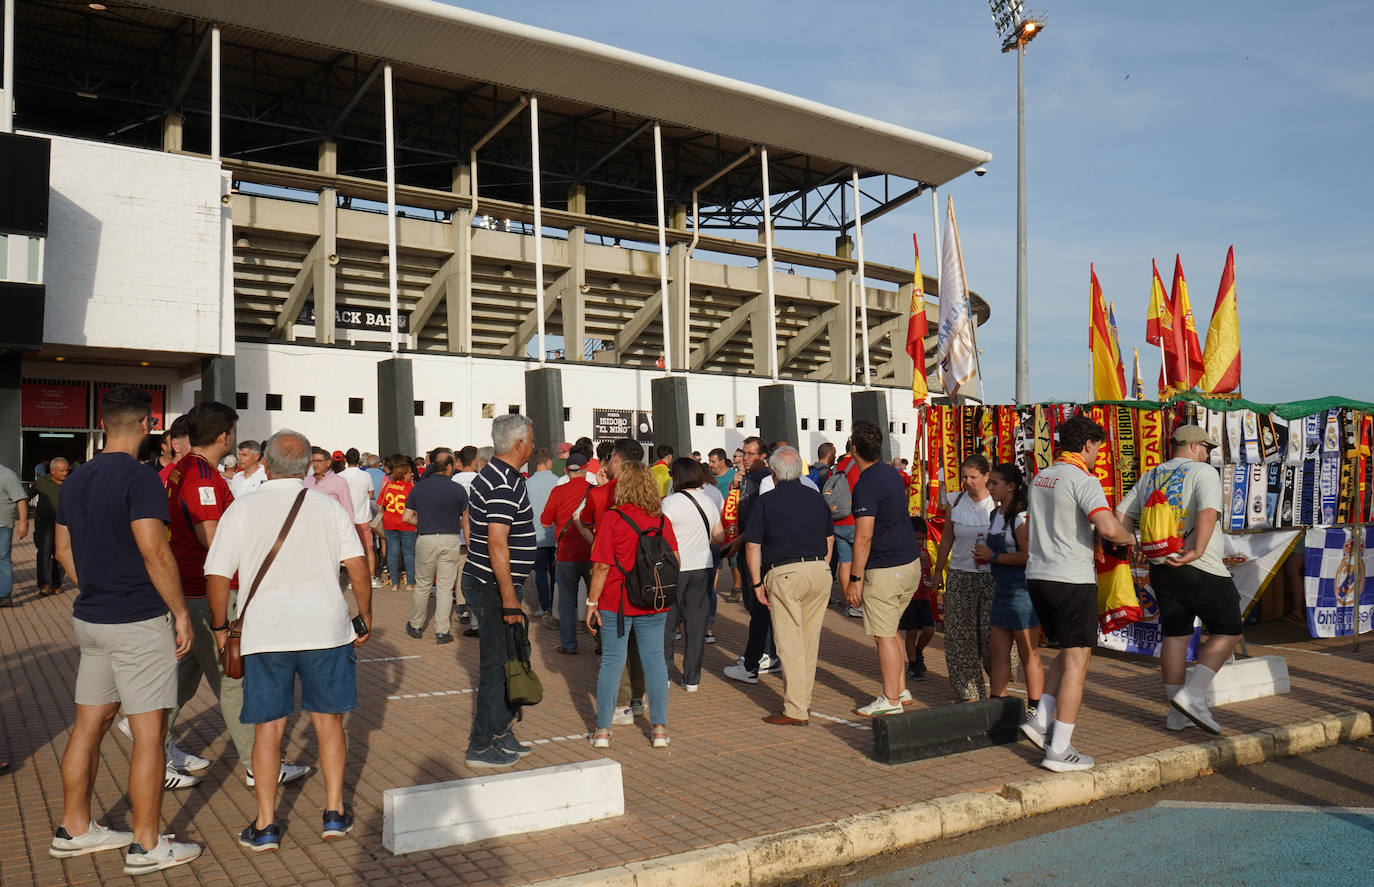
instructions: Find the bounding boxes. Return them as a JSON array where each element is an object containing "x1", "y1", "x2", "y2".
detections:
[{"x1": 591, "y1": 409, "x2": 653, "y2": 444}]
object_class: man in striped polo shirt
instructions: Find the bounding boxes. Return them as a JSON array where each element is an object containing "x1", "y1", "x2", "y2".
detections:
[{"x1": 460, "y1": 414, "x2": 539, "y2": 769}]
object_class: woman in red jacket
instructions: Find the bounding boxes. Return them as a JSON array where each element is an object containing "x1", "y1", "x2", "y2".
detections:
[{"x1": 585, "y1": 461, "x2": 677, "y2": 749}]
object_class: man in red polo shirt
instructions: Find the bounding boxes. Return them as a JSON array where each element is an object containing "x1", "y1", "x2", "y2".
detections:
[
  {"x1": 540, "y1": 453, "x2": 593, "y2": 652},
  {"x1": 161, "y1": 402, "x2": 309, "y2": 790},
  {"x1": 577, "y1": 438, "x2": 646, "y2": 723}
]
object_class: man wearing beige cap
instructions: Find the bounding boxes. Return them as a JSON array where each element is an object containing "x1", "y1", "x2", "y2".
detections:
[{"x1": 1118, "y1": 423, "x2": 1242, "y2": 736}]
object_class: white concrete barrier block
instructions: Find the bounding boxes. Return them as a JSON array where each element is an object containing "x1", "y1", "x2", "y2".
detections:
[
  {"x1": 1196, "y1": 655, "x2": 1289, "y2": 707},
  {"x1": 382, "y1": 758, "x2": 624, "y2": 854}
]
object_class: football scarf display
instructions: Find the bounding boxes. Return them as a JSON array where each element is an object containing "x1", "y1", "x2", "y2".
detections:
[
  {"x1": 1226, "y1": 411, "x2": 1244, "y2": 464},
  {"x1": 942, "y1": 404, "x2": 960, "y2": 498},
  {"x1": 1139, "y1": 407, "x2": 1164, "y2": 474},
  {"x1": 1033, "y1": 406, "x2": 1053, "y2": 474},
  {"x1": 1227, "y1": 463, "x2": 1249, "y2": 532},
  {"x1": 996, "y1": 406, "x2": 1017, "y2": 466},
  {"x1": 1246, "y1": 463, "x2": 1268, "y2": 529},
  {"x1": 1116, "y1": 406, "x2": 1138, "y2": 493},
  {"x1": 1014, "y1": 408, "x2": 1032, "y2": 479},
  {"x1": 1284, "y1": 416, "x2": 1304, "y2": 466},
  {"x1": 1242, "y1": 411, "x2": 1263, "y2": 465}
]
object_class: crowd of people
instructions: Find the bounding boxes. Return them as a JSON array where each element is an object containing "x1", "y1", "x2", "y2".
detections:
[{"x1": 0, "y1": 386, "x2": 1246, "y2": 872}]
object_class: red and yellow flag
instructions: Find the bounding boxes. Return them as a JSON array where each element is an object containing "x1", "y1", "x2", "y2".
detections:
[
  {"x1": 1145, "y1": 258, "x2": 1170, "y2": 346},
  {"x1": 1199, "y1": 246, "x2": 1241, "y2": 394},
  {"x1": 1170, "y1": 255, "x2": 1205, "y2": 390},
  {"x1": 907, "y1": 234, "x2": 930, "y2": 405},
  {"x1": 1089, "y1": 265, "x2": 1126, "y2": 401}
]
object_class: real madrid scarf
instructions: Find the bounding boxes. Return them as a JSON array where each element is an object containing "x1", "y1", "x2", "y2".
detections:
[
  {"x1": 1241, "y1": 411, "x2": 1263, "y2": 465},
  {"x1": 1226, "y1": 462, "x2": 1248, "y2": 532},
  {"x1": 1300, "y1": 456, "x2": 1318, "y2": 526},
  {"x1": 1321, "y1": 408, "x2": 1341, "y2": 525},
  {"x1": 1246, "y1": 463, "x2": 1269, "y2": 529},
  {"x1": 1225, "y1": 410, "x2": 1244, "y2": 464},
  {"x1": 1033, "y1": 405, "x2": 1054, "y2": 474},
  {"x1": 1283, "y1": 415, "x2": 1303, "y2": 466},
  {"x1": 1279, "y1": 464, "x2": 1298, "y2": 528},
  {"x1": 1260, "y1": 413, "x2": 1281, "y2": 462}
]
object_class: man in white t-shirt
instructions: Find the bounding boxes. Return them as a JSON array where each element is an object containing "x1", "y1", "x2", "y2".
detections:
[
  {"x1": 205, "y1": 430, "x2": 370, "y2": 852},
  {"x1": 1118, "y1": 424, "x2": 1240, "y2": 736},
  {"x1": 338, "y1": 448, "x2": 377, "y2": 580},
  {"x1": 229, "y1": 440, "x2": 267, "y2": 498},
  {"x1": 1021, "y1": 415, "x2": 1134, "y2": 773}
]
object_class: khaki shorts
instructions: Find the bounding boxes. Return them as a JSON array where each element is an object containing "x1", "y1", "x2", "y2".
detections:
[
  {"x1": 73, "y1": 614, "x2": 177, "y2": 714},
  {"x1": 861, "y1": 558, "x2": 920, "y2": 638}
]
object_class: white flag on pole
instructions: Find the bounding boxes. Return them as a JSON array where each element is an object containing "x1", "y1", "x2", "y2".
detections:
[{"x1": 936, "y1": 195, "x2": 978, "y2": 397}]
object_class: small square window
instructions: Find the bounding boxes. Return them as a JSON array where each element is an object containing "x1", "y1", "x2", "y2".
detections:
[
  {"x1": 440, "y1": 401, "x2": 454, "y2": 418},
  {"x1": 563, "y1": 407, "x2": 571, "y2": 421},
  {"x1": 835, "y1": 419, "x2": 843, "y2": 432},
  {"x1": 348, "y1": 397, "x2": 364, "y2": 414},
  {"x1": 265, "y1": 393, "x2": 282, "y2": 411},
  {"x1": 481, "y1": 403, "x2": 495, "y2": 419},
  {"x1": 889, "y1": 422, "x2": 895, "y2": 433},
  {"x1": 716, "y1": 413, "x2": 725, "y2": 428},
  {"x1": 902, "y1": 422, "x2": 908, "y2": 434},
  {"x1": 414, "y1": 400, "x2": 425, "y2": 416},
  {"x1": 735, "y1": 415, "x2": 745, "y2": 428},
  {"x1": 508, "y1": 403, "x2": 521, "y2": 414},
  {"x1": 695, "y1": 412, "x2": 705, "y2": 427},
  {"x1": 235, "y1": 392, "x2": 248, "y2": 410},
  {"x1": 300, "y1": 395, "x2": 315, "y2": 412},
  {"x1": 754, "y1": 415, "x2": 760, "y2": 427},
  {"x1": 801, "y1": 418, "x2": 809, "y2": 430},
  {"x1": 819, "y1": 418, "x2": 826, "y2": 431}
]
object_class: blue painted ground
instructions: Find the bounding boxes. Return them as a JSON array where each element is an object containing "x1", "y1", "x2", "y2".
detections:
[{"x1": 852, "y1": 802, "x2": 1374, "y2": 887}]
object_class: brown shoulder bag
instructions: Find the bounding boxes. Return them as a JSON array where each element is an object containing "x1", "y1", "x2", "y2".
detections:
[{"x1": 220, "y1": 489, "x2": 307, "y2": 679}]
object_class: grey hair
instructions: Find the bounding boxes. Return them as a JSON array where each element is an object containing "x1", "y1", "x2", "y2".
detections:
[
  {"x1": 476, "y1": 445, "x2": 495, "y2": 463},
  {"x1": 768, "y1": 446, "x2": 803, "y2": 482},
  {"x1": 264, "y1": 429, "x2": 311, "y2": 478},
  {"x1": 49, "y1": 456, "x2": 70, "y2": 468},
  {"x1": 491, "y1": 414, "x2": 531, "y2": 454},
  {"x1": 237, "y1": 439, "x2": 262, "y2": 456}
]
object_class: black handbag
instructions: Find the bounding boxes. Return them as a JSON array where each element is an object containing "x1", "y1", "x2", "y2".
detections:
[{"x1": 504, "y1": 613, "x2": 543, "y2": 708}]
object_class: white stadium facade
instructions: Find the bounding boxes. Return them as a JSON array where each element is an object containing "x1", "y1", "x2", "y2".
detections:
[{"x1": 0, "y1": 0, "x2": 991, "y2": 473}]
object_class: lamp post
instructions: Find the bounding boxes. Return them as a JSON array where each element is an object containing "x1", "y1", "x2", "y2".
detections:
[{"x1": 987, "y1": 1, "x2": 1045, "y2": 405}]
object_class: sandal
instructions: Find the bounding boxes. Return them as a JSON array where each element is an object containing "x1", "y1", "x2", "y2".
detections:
[
  {"x1": 651, "y1": 726, "x2": 669, "y2": 749},
  {"x1": 590, "y1": 729, "x2": 611, "y2": 749}
]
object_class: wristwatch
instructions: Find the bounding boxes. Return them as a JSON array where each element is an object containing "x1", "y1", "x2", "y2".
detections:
[
  {"x1": 753, "y1": 582, "x2": 763, "y2": 589},
  {"x1": 849, "y1": 575, "x2": 863, "y2": 583},
  {"x1": 210, "y1": 622, "x2": 229, "y2": 632}
]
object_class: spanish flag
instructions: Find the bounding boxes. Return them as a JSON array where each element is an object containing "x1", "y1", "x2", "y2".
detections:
[
  {"x1": 907, "y1": 233, "x2": 930, "y2": 405},
  {"x1": 1108, "y1": 301, "x2": 1127, "y2": 393},
  {"x1": 1200, "y1": 246, "x2": 1241, "y2": 394},
  {"x1": 1171, "y1": 255, "x2": 1206, "y2": 389},
  {"x1": 1090, "y1": 265, "x2": 1126, "y2": 401},
  {"x1": 1146, "y1": 259, "x2": 1175, "y2": 396}
]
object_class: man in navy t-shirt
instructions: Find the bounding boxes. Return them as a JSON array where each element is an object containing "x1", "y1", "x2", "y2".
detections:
[
  {"x1": 845, "y1": 419, "x2": 920, "y2": 718},
  {"x1": 52, "y1": 385, "x2": 200, "y2": 873}
]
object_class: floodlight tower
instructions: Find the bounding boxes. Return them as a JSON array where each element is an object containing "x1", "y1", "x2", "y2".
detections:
[{"x1": 987, "y1": 1, "x2": 1045, "y2": 404}]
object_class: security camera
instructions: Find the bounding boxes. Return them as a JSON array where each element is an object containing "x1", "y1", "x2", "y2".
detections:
[{"x1": 974, "y1": 166, "x2": 988, "y2": 177}]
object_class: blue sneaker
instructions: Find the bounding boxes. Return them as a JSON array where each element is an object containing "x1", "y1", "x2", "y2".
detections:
[
  {"x1": 464, "y1": 743, "x2": 519, "y2": 769},
  {"x1": 496, "y1": 730, "x2": 534, "y2": 758},
  {"x1": 321, "y1": 809, "x2": 354, "y2": 839},
  {"x1": 238, "y1": 821, "x2": 281, "y2": 852}
]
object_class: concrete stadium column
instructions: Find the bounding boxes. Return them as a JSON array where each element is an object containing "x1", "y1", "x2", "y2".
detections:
[
  {"x1": 524, "y1": 367, "x2": 566, "y2": 452},
  {"x1": 316, "y1": 140, "x2": 339, "y2": 345},
  {"x1": 651, "y1": 375, "x2": 691, "y2": 463},
  {"x1": 200, "y1": 355, "x2": 236, "y2": 409},
  {"x1": 377, "y1": 357, "x2": 416, "y2": 458},
  {"x1": 0, "y1": 351, "x2": 19, "y2": 470},
  {"x1": 162, "y1": 113, "x2": 184, "y2": 153},
  {"x1": 893, "y1": 279, "x2": 915, "y2": 390},
  {"x1": 759, "y1": 384, "x2": 798, "y2": 451},
  {"x1": 830, "y1": 234, "x2": 856, "y2": 383},
  {"x1": 749, "y1": 224, "x2": 774, "y2": 377},
  {"x1": 851, "y1": 389, "x2": 892, "y2": 462},
  {"x1": 667, "y1": 203, "x2": 690, "y2": 369},
  {"x1": 449, "y1": 164, "x2": 473, "y2": 354},
  {"x1": 563, "y1": 184, "x2": 587, "y2": 361}
]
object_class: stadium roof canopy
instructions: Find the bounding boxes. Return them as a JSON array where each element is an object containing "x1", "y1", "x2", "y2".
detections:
[{"x1": 16, "y1": 0, "x2": 990, "y2": 231}]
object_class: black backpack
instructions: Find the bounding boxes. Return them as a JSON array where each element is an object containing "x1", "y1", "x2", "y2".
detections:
[{"x1": 610, "y1": 508, "x2": 679, "y2": 615}]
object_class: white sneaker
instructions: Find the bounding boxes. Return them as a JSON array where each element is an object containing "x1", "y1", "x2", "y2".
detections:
[
  {"x1": 246, "y1": 761, "x2": 313, "y2": 787},
  {"x1": 1170, "y1": 688, "x2": 1221, "y2": 735},
  {"x1": 49, "y1": 821, "x2": 133, "y2": 858},
  {"x1": 122, "y1": 835, "x2": 202, "y2": 875},
  {"x1": 856, "y1": 695, "x2": 903, "y2": 717},
  {"x1": 898, "y1": 689, "x2": 913, "y2": 705},
  {"x1": 844, "y1": 606, "x2": 864, "y2": 618},
  {"x1": 681, "y1": 683, "x2": 699, "y2": 693},
  {"x1": 167, "y1": 740, "x2": 210, "y2": 772},
  {"x1": 758, "y1": 653, "x2": 782, "y2": 675},
  {"x1": 1166, "y1": 708, "x2": 1197, "y2": 732},
  {"x1": 1020, "y1": 713, "x2": 1048, "y2": 750},
  {"x1": 611, "y1": 707, "x2": 635, "y2": 726},
  {"x1": 163, "y1": 766, "x2": 201, "y2": 790},
  {"x1": 1040, "y1": 744, "x2": 1094, "y2": 772},
  {"x1": 723, "y1": 663, "x2": 759, "y2": 684}
]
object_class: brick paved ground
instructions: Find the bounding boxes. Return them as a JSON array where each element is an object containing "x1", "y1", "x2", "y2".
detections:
[{"x1": 3, "y1": 537, "x2": 1371, "y2": 887}]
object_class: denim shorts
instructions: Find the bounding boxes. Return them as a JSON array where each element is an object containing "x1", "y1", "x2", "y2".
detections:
[
  {"x1": 240, "y1": 643, "x2": 357, "y2": 723},
  {"x1": 990, "y1": 583, "x2": 1041, "y2": 631},
  {"x1": 833, "y1": 523, "x2": 856, "y2": 563}
]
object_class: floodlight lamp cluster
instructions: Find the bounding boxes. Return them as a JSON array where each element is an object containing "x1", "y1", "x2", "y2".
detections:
[{"x1": 987, "y1": 0, "x2": 1047, "y2": 51}]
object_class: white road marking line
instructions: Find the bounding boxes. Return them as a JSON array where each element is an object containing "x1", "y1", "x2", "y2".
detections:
[
  {"x1": 809, "y1": 710, "x2": 872, "y2": 731},
  {"x1": 1248, "y1": 642, "x2": 1335, "y2": 657},
  {"x1": 1156, "y1": 801, "x2": 1374, "y2": 814},
  {"x1": 386, "y1": 688, "x2": 474, "y2": 700},
  {"x1": 358, "y1": 655, "x2": 422, "y2": 663}
]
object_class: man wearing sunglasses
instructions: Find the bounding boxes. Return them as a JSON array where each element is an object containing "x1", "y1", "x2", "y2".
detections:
[{"x1": 1118, "y1": 424, "x2": 1242, "y2": 737}]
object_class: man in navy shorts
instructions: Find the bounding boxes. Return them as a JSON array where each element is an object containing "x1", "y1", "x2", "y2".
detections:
[{"x1": 206, "y1": 430, "x2": 371, "y2": 852}]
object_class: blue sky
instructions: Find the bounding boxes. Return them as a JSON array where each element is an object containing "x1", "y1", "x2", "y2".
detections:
[{"x1": 451, "y1": 0, "x2": 1372, "y2": 404}]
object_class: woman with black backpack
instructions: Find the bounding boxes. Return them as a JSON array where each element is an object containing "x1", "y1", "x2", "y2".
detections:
[{"x1": 585, "y1": 461, "x2": 680, "y2": 749}]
